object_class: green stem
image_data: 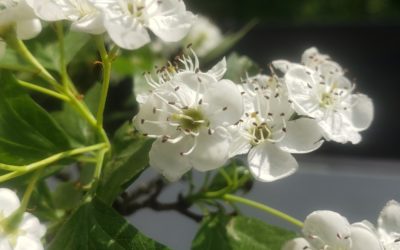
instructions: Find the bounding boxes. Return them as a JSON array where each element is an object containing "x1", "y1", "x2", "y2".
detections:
[
  {"x1": 2, "y1": 170, "x2": 42, "y2": 233},
  {"x1": 55, "y1": 22, "x2": 78, "y2": 94},
  {"x1": 17, "y1": 80, "x2": 70, "y2": 101},
  {"x1": 85, "y1": 148, "x2": 107, "y2": 194},
  {"x1": 55, "y1": 22, "x2": 67, "y2": 88},
  {"x1": 94, "y1": 36, "x2": 112, "y2": 128},
  {"x1": 4, "y1": 34, "x2": 60, "y2": 90},
  {"x1": 0, "y1": 143, "x2": 107, "y2": 182},
  {"x1": 20, "y1": 170, "x2": 42, "y2": 211},
  {"x1": 222, "y1": 194, "x2": 303, "y2": 228}
]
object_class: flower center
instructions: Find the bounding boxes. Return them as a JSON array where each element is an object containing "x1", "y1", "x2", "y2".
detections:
[
  {"x1": 173, "y1": 108, "x2": 205, "y2": 132},
  {"x1": 320, "y1": 92, "x2": 334, "y2": 108},
  {"x1": 127, "y1": 1, "x2": 145, "y2": 18},
  {"x1": 249, "y1": 121, "x2": 271, "y2": 145}
]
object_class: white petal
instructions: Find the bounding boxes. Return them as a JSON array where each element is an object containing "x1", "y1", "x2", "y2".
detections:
[
  {"x1": 277, "y1": 118, "x2": 323, "y2": 154},
  {"x1": 19, "y1": 213, "x2": 46, "y2": 239},
  {"x1": 14, "y1": 235, "x2": 44, "y2": 250},
  {"x1": 271, "y1": 60, "x2": 293, "y2": 74},
  {"x1": 16, "y1": 19, "x2": 42, "y2": 40},
  {"x1": 303, "y1": 210, "x2": 351, "y2": 250},
  {"x1": 318, "y1": 113, "x2": 361, "y2": 144},
  {"x1": 190, "y1": 127, "x2": 230, "y2": 171},
  {"x1": 228, "y1": 126, "x2": 251, "y2": 157},
  {"x1": 203, "y1": 79, "x2": 243, "y2": 127},
  {"x1": 25, "y1": 0, "x2": 66, "y2": 21},
  {"x1": 349, "y1": 94, "x2": 374, "y2": 131},
  {"x1": 133, "y1": 92, "x2": 177, "y2": 137},
  {"x1": 149, "y1": 137, "x2": 192, "y2": 182},
  {"x1": 71, "y1": 13, "x2": 105, "y2": 35},
  {"x1": 350, "y1": 222, "x2": 383, "y2": 250},
  {"x1": 284, "y1": 65, "x2": 323, "y2": 118},
  {"x1": 206, "y1": 57, "x2": 227, "y2": 80},
  {"x1": 282, "y1": 238, "x2": 312, "y2": 250},
  {"x1": 0, "y1": 188, "x2": 20, "y2": 217},
  {"x1": 247, "y1": 143, "x2": 298, "y2": 182},
  {"x1": 378, "y1": 200, "x2": 400, "y2": 243},
  {"x1": 148, "y1": 12, "x2": 196, "y2": 42},
  {"x1": 0, "y1": 237, "x2": 12, "y2": 250},
  {"x1": 104, "y1": 16, "x2": 150, "y2": 50}
]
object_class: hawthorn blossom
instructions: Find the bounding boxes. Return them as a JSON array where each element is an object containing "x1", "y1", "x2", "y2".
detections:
[
  {"x1": 0, "y1": 0, "x2": 42, "y2": 40},
  {"x1": 282, "y1": 210, "x2": 383, "y2": 250},
  {"x1": 90, "y1": 0, "x2": 196, "y2": 50},
  {"x1": 377, "y1": 200, "x2": 400, "y2": 249},
  {"x1": 229, "y1": 74, "x2": 323, "y2": 182},
  {"x1": 0, "y1": 188, "x2": 46, "y2": 250},
  {"x1": 133, "y1": 51, "x2": 243, "y2": 181},
  {"x1": 184, "y1": 15, "x2": 222, "y2": 57},
  {"x1": 273, "y1": 47, "x2": 374, "y2": 144},
  {"x1": 26, "y1": 0, "x2": 105, "y2": 34}
]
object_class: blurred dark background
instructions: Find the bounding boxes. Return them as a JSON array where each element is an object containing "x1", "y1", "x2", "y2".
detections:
[{"x1": 185, "y1": 0, "x2": 400, "y2": 159}]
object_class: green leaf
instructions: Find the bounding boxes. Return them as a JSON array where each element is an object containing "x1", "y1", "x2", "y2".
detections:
[
  {"x1": 52, "y1": 83, "x2": 101, "y2": 146},
  {"x1": 35, "y1": 31, "x2": 91, "y2": 72},
  {"x1": 97, "y1": 122, "x2": 153, "y2": 204},
  {"x1": 224, "y1": 53, "x2": 260, "y2": 83},
  {"x1": 48, "y1": 199, "x2": 169, "y2": 250},
  {"x1": 203, "y1": 20, "x2": 257, "y2": 63},
  {"x1": 192, "y1": 214, "x2": 295, "y2": 250},
  {"x1": 0, "y1": 71, "x2": 72, "y2": 165},
  {"x1": 53, "y1": 182, "x2": 83, "y2": 210}
]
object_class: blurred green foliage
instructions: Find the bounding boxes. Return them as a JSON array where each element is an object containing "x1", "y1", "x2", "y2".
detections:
[{"x1": 187, "y1": 0, "x2": 400, "y2": 24}]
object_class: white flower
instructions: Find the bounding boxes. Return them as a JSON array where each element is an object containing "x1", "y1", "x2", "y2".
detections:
[
  {"x1": 26, "y1": 0, "x2": 105, "y2": 34},
  {"x1": 0, "y1": 188, "x2": 46, "y2": 250},
  {"x1": 282, "y1": 210, "x2": 383, "y2": 250},
  {"x1": 184, "y1": 15, "x2": 222, "y2": 57},
  {"x1": 273, "y1": 47, "x2": 374, "y2": 144},
  {"x1": 133, "y1": 51, "x2": 243, "y2": 181},
  {"x1": 229, "y1": 74, "x2": 323, "y2": 182},
  {"x1": 0, "y1": 0, "x2": 42, "y2": 40},
  {"x1": 90, "y1": 0, "x2": 196, "y2": 50},
  {"x1": 377, "y1": 200, "x2": 400, "y2": 250}
]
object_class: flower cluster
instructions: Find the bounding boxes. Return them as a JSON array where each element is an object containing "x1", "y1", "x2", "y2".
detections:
[
  {"x1": 283, "y1": 200, "x2": 400, "y2": 250},
  {"x1": 0, "y1": 0, "x2": 196, "y2": 50},
  {"x1": 133, "y1": 47, "x2": 374, "y2": 182},
  {"x1": 0, "y1": 188, "x2": 46, "y2": 250},
  {"x1": 273, "y1": 47, "x2": 374, "y2": 144}
]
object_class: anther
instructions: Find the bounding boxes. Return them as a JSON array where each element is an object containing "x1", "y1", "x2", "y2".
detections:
[
  {"x1": 174, "y1": 86, "x2": 180, "y2": 91},
  {"x1": 280, "y1": 113, "x2": 285, "y2": 116},
  {"x1": 198, "y1": 99, "x2": 203, "y2": 105},
  {"x1": 208, "y1": 128, "x2": 212, "y2": 135},
  {"x1": 168, "y1": 101, "x2": 175, "y2": 105},
  {"x1": 268, "y1": 112, "x2": 273, "y2": 116},
  {"x1": 282, "y1": 127, "x2": 287, "y2": 132},
  {"x1": 186, "y1": 43, "x2": 193, "y2": 49},
  {"x1": 222, "y1": 107, "x2": 228, "y2": 111},
  {"x1": 161, "y1": 136, "x2": 169, "y2": 143},
  {"x1": 274, "y1": 93, "x2": 279, "y2": 98},
  {"x1": 140, "y1": 119, "x2": 144, "y2": 124}
]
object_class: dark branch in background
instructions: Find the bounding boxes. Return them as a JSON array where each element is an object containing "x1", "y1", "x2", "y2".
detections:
[{"x1": 113, "y1": 177, "x2": 204, "y2": 222}]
